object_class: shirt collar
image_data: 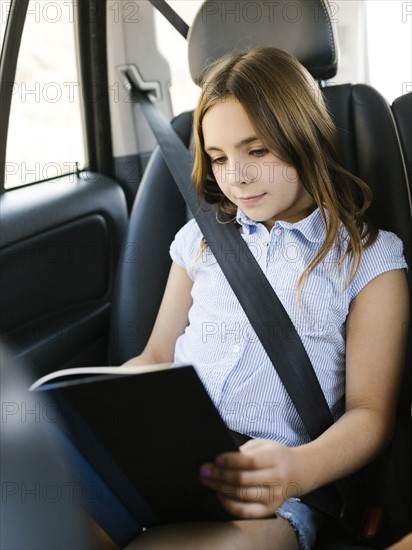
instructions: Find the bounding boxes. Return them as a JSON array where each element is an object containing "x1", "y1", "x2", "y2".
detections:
[{"x1": 236, "y1": 207, "x2": 326, "y2": 243}]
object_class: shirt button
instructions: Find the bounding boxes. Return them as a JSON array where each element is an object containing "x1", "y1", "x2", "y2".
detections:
[
  {"x1": 274, "y1": 228, "x2": 282, "y2": 237},
  {"x1": 232, "y1": 344, "x2": 241, "y2": 353}
]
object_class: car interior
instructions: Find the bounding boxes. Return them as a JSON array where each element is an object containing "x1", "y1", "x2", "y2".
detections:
[{"x1": 0, "y1": 1, "x2": 411, "y2": 549}]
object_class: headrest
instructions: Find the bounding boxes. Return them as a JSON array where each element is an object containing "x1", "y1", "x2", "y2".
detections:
[{"x1": 188, "y1": 0, "x2": 339, "y2": 84}]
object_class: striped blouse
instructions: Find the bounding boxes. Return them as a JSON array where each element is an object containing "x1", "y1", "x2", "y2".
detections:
[{"x1": 170, "y1": 207, "x2": 408, "y2": 446}]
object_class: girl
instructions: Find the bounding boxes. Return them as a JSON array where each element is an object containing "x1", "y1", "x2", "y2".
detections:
[{"x1": 125, "y1": 48, "x2": 409, "y2": 549}]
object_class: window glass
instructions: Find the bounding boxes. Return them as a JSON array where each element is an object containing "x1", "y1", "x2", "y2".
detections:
[
  {"x1": 5, "y1": 0, "x2": 85, "y2": 189},
  {"x1": 153, "y1": 0, "x2": 201, "y2": 115},
  {"x1": 366, "y1": 0, "x2": 412, "y2": 102}
]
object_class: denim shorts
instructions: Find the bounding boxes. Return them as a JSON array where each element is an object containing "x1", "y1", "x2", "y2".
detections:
[{"x1": 276, "y1": 498, "x2": 328, "y2": 550}]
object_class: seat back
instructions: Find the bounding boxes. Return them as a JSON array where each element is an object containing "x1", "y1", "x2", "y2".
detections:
[
  {"x1": 391, "y1": 92, "x2": 412, "y2": 382},
  {"x1": 392, "y1": 91, "x2": 412, "y2": 186},
  {"x1": 321, "y1": 83, "x2": 411, "y2": 278},
  {"x1": 111, "y1": 0, "x2": 411, "y2": 366},
  {"x1": 110, "y1": 112, "x2": 191, "y2": 365}
]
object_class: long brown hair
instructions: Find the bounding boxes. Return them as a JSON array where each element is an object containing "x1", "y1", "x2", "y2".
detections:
[{"x1": 192, "y1": 47, "x2": 378, "y2": 288}]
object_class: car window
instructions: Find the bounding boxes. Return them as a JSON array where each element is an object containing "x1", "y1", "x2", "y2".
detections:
[
  {"x1": 366, "y1": 0, "x2": 412, "y2": 101},
  {"x1": 153, "y1": 0, "x2": 200, "y2": 115},
  {"x1": 4, "y1": 0, "x2": 85, "y2": 189}
]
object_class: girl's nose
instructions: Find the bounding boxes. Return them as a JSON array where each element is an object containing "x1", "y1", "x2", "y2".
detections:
[{"x1": 222, "y1": 160, "x2": 252, "y2": 187}]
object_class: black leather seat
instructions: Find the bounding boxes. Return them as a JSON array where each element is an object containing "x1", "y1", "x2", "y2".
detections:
[
  {"x1": 110, "y1": 111, "x2": 190, "y2": 365},
  {"x1": 391, "y1": 90, "x2": 412, "y2": 403},
  {"x1": 110, "y1": 1, "x2": 411, "y2": 546},
  {"x1": 111, "y1": 0, "x2": 411, "y2": 365},
  {"x1": 392, "y1": 91, "x2": 412, "y2": 186}
]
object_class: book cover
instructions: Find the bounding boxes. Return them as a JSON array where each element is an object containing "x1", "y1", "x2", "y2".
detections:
[{"x1": 32, "y1": 364, "x2": 239, "y2": 526}]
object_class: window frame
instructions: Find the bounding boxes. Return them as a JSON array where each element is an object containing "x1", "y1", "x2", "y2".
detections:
[
  {"x1": 76, "y1": 1, "x2": 114, "y2": 180},
  {"x1": 0, "y1": 0, "x2": 114, "y2": 192},
  {"x1": 0, "y1": 0, "x2": 29, "y2": 192}
]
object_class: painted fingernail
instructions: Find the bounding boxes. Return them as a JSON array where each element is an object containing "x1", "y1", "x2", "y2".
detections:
[
  {"x1": 200, "y1": 466, "x2": 211, "y2": 479},
  {"x1": 214, "y1": 456, "x2": 225, "y2": 467}
]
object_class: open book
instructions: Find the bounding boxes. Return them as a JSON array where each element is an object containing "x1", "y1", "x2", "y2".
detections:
[
  {"x1": 30, "y1": 362, "x2": 173, "y2": 390},
  {"x1": 31, "y1": 363, "x2": 240, "y2": 531}
]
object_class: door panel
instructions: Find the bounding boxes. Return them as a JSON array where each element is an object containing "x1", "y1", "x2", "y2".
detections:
[{"x1": 0, "y1": 173, "x2": 128, "y2": 378}]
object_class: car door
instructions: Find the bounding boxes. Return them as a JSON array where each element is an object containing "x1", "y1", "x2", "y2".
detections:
[{"x1": 0, "y1": 0, "x2": 131, "y2": 379}]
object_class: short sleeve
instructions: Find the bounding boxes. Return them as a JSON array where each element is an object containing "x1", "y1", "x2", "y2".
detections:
[
  {"x1": 348, "y1": 230, "x2": 408, "y2": 301},
  {"x1": 169, "y1": 218, "x2": 203, "y2": 280}
]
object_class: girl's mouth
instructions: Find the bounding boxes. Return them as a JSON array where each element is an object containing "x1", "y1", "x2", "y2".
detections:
[{"x1": 237, "y1": 193, "x2": 266, "y2": 205}]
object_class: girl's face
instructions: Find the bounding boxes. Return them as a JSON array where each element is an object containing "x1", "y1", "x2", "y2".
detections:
[{"x1": 202, "y1": 96, "x2": 315, "y2": 230}]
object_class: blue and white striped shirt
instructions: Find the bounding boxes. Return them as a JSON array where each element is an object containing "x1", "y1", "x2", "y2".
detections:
[{"x1": 170, "y1": 208, "x2": 407, "y2": 446}]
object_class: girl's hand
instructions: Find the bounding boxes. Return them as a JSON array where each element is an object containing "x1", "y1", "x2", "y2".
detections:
[{"x1": 199, "y1": 439, "x2": 301, "y2": 518}]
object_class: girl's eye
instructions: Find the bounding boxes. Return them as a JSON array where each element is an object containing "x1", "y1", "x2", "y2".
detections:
[
  {"x1": 251, "y1": 148, "x2": 268, "y2": 157},
  {"x1": 211, "y1": 156, "x2": 227, "y2": 165}
]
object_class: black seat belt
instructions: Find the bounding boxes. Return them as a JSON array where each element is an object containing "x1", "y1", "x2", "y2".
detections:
[
  {"x1": 126, "y1": 80, "x2": 372, "y2": 531},
  {"x1": 128, "y1": 77, "x2": 335, "y2": 439},
  {"x1": 147, "y1": 0, "x2": 189, "y2": 39}
]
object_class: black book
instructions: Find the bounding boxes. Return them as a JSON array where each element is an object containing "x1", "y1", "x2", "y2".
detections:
[{"x1": 31, "y1": 364, "x2": 240, "y2": 530}]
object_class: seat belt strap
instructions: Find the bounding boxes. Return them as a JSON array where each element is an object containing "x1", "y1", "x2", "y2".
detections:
[
  {"x1": 127, "y1": 77, "x2": 335, "y2": 439},
  {"x1": 147, "y1": 0, "x2": 189, "y2": 39}
]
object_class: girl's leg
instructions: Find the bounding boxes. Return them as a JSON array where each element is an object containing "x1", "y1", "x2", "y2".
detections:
[{"x1": 125, "y1": 517, "x2": 299, "y2": 550}]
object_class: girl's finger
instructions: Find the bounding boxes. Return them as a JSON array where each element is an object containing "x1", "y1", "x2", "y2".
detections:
[
  {"x1": 215, "y1": 440, "x2": 286, "y2": 470},
  {"x1": 216, "y1": 492, "x2": 277, "y2": 519},
  {"x1": 200, "y1": 462, "x2": 277, "y2": 487},
  {"x1": 201, "y1": 477, "x2": 283, "y2": 508}
]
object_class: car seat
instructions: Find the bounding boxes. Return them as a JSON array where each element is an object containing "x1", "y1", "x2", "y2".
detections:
[
  {"x1": 392, "y1": 91, "x2": 412, "y2": 185},
  {"x1": 110, "y1": 1, "x2": 411, "y2": 547},
  {"x1": 111, "y1": 0, "x2": 411, "y2": 365}
]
